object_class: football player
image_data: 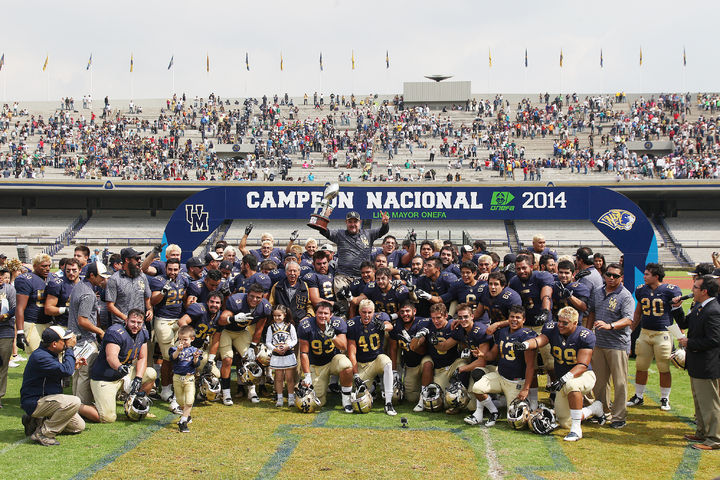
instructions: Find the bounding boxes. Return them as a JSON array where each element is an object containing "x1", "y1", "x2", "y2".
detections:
[
  {"x1": 414, "y1": 257, "x2": 457, "y2": 317},
  {"x1": 412, "y1": 303, "x2": 467, "y2": 412},
  {"x1": 45, "y1": 258, "x2": 81, "y2": 327},
  {"x1": 231, "y1": 254, "x2": 271, "y2": 295},
  {"x1": 304, "y1": 251, "x2": 336, "y2": 308},
  {"x1": 15, "y1": 253, "x2": 53, "y2": 353},
  {"x1": 218, "y1": 284, "x2": 270, "y2": 405},
  {"x1": 442, "y1": 262, "x2": 487, "y2": 318},
  {"x1": 628, "y1": 263, "x2": 683, "y2": 410},
  {"x1": 373, "y1": 235, "x2": 415, "y2": 269},
  {"x1": 142, "y1": 243, "x2": 183, "y2": 277},
  {"x1": 388, "y1": 301, "x2": 430, "y2": 404},
  {"x1": 552, "y1": 260, "x2": 590, "y2": 319},
  {"x1": 532, "y1": 234, "x2": 558, "y2": 261},
  {"x1": 346, "y1": 299, "x2": 396, "y2": 415},
  {"x1": 88, "y1": 309, "x2": 157, "y2": 423},
  {"x1": 297, "y1": 301, "x2": 354, "y2": 411},
  {"x1": 465, "y1": 305, "x2": 537, "y2": 426},
  {"x1": 348, "y1": 261, "x2": 375, "y2": 298},
  {"x1": 475, "y1": 272, "x2": 522, "y2": 331},
  {"x1": 149, "y1": 258, "x2": 189, "y2": 408},
  {"x1": 185, "y1": 269, "x2": 222, "y2": 308},
  {"x1": 515, "y1": 306, "x2": 604, "y2": 441},
  {"x1": 177, "y1": 292, "x2": 222, "y2": 379},
  {"x1": 351, "y1": 267, "x2": 409, "y2": 317}
]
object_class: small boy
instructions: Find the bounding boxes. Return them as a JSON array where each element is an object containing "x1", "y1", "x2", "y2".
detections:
[{"x1": 168, "y1": 325, "x2": 202, "y2": 433}]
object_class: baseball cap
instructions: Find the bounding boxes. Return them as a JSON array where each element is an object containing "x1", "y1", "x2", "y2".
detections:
[
  {"x1": 42, "y1": 325, "x2": 73, "y2": 343},
  {"x1": 503, "y1": 253, "x2": 517, "y2": 265},
  {"x1": 460, "y1": 245, "x2": 473, "y2": 255},
  {"x1": 0, "y1": 254, "x2": 7, "y2": 259},
  {"x1": 219, "y1": 260, "x2": 233, "y2": 270},
  {"x1": 574, "y1": 247, "x2": 593, "y2": 264},
  {"x1": 121, "y1": 247, "x2": 144, "y2": 260},
  {"x1": 346, "y1": 211, "x2": 361, "y2": 220},
  {"x1": 319, "y1": 243, "x2": 336, "y2": 253},
  {"x1": 688, "y1": 263, "x2": 716, "y2": 276},
  {"x1": 186, "y1": 256, "x2": 204, "y2": 268},
  {"x1": 87, "y1": 261, "x2": 112, "y2": 279},
  {"x1": 204, "y1": 252, "x2": 222, "y2": 263}
]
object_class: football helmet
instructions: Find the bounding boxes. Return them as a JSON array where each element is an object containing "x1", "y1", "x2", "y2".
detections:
[
  {"x1": 124, "y1": 391, "x2": 151, "y2": 421},
  {"x1": 294, "y1": 383, "x2": 321, "y2": 413},
  {"x1": 445, "y1": 379, "x2": 469, "y2": 410},
  {"x1": 670, "y1": 348, "x2": 686, "y2": 369},
  {"x1": 256, "y1": 344, "x2": 272, "y2": 367},
  {"x1": 528, "y1": 404, "x2": 558, "y2": 435},
  {"x1": 350, "y1": 384, "x2": 373, "y2": 413},
  {"x1": 507, "y1": 398, "x2": 531, "y2": 429},
  {"x1": 239, "y1": 361, "x2": 263, "y2": 385},
  {"x1": 422, "y1": 383, "x2": 444, "y2": 412},
  {"x1": 199, "y1": 373, "x2": 221, "y2": 402}
]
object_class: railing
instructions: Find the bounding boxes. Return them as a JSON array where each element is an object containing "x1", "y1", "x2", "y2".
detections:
[{"x1": 71, "y1": 237, "x2": 163, "y2": 246}]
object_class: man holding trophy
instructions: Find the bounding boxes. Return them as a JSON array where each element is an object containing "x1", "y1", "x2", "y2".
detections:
[{"x1": 308, "y1": 183, "x2": 390, "y2": 302}]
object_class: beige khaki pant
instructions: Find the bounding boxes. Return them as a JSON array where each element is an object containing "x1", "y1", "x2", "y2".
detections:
[
  {"x1": 530, "y1": 324, "x2": 555, "y2": 372},
  {"x1": 173, "y1": 373, "x2": 196, "y2": 407},
  {"x1": 32, "y1": 394, "x2": 86, "y2": 438},
  {"x1": 153, "y1": 317, "x2": 179, "y2": 361},
  {"x1": 592, "y1": 347, "x2": 628, "y2": 422},
  {"x1": 690, "y1": 377, "x2": 720, "y2": 448},
  {"x1": 472, "y1": 371, "x2": 524, "y2": 406},
  {"x1": 555, "y1": 370, "x2": 596, "y2": 429},
  {"x1": 310, "y1": 354, "x2": 352, "y2": 406},
  {"x1": 90, "y1": 365, "x2": 157, "y2": 423},
  {"x1": 357, "y1": 354, "x2": 392, "y2": 383},
  {"x1": 635, "y1": 329, "x2": 672, "y2": 373},
  {"x1": 24, "y1": 322, "x2": 50, "y2": 354},
  {"x1": 403, "y1": 364, "x2": 423, "y2": 403},
  {"x1": 72, "y1": 345, "x2": 98, "y2": 405},
  {"x1": 219, "y1": 326, "x2": 256, "y2": 360},
  {"x1": 0, "y1": 337, "x2": 13, "y2": 400}
]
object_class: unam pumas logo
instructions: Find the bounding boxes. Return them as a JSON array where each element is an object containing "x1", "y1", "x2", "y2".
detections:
[
  {"x1": 490, "y1": 191, "x2": 515, "y2": 211},
  {"x1": 597, "y1": 209, "x2": 636, "y2": 231},
  {"x1": 185, "y1": 204, "x2": 209, "y2": 232}
]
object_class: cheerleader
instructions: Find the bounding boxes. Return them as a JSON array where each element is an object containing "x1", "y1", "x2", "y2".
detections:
[{"x1": 265, "y1": 305, "x2": 297, "y2": 407}]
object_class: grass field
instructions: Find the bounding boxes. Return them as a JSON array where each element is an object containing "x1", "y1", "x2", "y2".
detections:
[{"x1": 1, "y1": 276, "x2": 718, "y2": 479}]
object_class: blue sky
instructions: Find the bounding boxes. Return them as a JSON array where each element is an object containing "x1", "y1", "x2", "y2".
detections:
[{"x1": 0, "y1": 0, "x2": 712, "y2": 101}]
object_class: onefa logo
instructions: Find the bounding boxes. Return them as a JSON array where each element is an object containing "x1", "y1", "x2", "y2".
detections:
[
  {"x1": 597, "y1": 209, "x2": 636, "y2": 231},
  {"x1": 490, "y1": 191, "x2": 515, "y2": 211},
  {"x1": 185, "y1": 204, "x2": 209, "y2": 232}
]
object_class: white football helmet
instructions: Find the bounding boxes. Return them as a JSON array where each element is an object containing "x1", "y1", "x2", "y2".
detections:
[
  {"x1": 199, "y1": 373, "x2": 221, "y2": 401},
  {"x1": 507, "y1": 398, "x2": 531, "y2": 430},
  {"x1": 124, "y1": 392, "x2": 151, "y2": 421},
  {"x1": 239, "y1": 361, "x2": 263, "y2": 385},
  {"x1": 350, "y1": 384, "x2": 373, "y2": 414},
  {"x1": 422, "y1": 383, "x2": 444, "y2": 412},
  {"x1": 256, "y1": 344, "x2": 272, "y2": 367},
  {"x1": 670, "y1": 348, "x2": 686, "y2": 369},
  {"x1": 294, "y1": 383, "x2": 321, "y2": 413},
  {"x1": 528, "y1": 404, "x2": 559, "y2": 435}
]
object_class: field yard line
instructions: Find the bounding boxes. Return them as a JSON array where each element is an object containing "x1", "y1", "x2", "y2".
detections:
[
  {"x1": 69, "y1": 413, "x2": 176, "y2": 480},
  {"x1": 479, "y1": 427, "x2": 504, "y2": 480},
  {"x1": 0, "y1": 437, "x2": 29, "y2": 455}
]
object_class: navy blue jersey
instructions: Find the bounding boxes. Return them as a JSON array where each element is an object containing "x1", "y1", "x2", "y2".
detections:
[
  {"x1": 297, "y1": 316, "x2": 348, "y2": 366},
  {"x1": 494, "y1": 326, "x2": 537, "y2": 380},
  {"x1": 415, "y1": 271, "x2": 457, "y2": 316},
  {"x1": 427, "y1": 321, "x2": 459, "y2": 368},
  {"x1": 251, "y1": 248, "x2": 284, "y2": 266},
  {"x1": 372, "y1": 248, "x2": 408, "y2": 268},
  {"x1": 541, "y1": 322, "x2": 595, "y2": 378},
  {"x1": 90, "y1": 323, "x2": 150, "y2": 381},
  {"x1": 187, "y1": 279, "x2": 216, "y2": 304},
  {"x1": 535, "y1": 247, "x2": 558, "y2": 261},
  {"x1": 184, "y1": 302, "x2": 221, "y2": 348},
  {"x1": 149, "y1": 275, "x2": 188, "y2": 319},
  {"x1": 635, "y1": 283, "x2": 682, "y2": 331},
  {"x1": 450, "y1": 321, "x2": 492, "y2": 349},
  {"x1": 149, "y1": 259, "x2": 188, "y2": 277},
  {"x1": 15, "y1": 272, "x2": 51, "y2": 324},
  {"x1": 168, "y1": 345, "x2": 201, "y2": 375},
  {"x1": 509, "y1": 271, "x2": 555, "y2": 326},
  {"x1": 479, "y1": 285, "x2": 522, "y2": 324},
  {"x1": 267, "y1": 268, "x2": 286, "y2": 286},
  {"x1": 45, "y1": 276, "x2": 78, "y2": 326},
  {"x1": 232, "y1": 271, "x2": 272, "y2": 294},
  {"x1": 362, "y1": 282, "x2": 409, "y2": 315},
  {"x1": 303, "y1": 271, "x2": 335, "y2": 302},
  {"x1": 224, "y1": 293, "x2": 271, "y2": 332},
  {"x1": 551, "y1": 280, "x2": 590, "y2": 318},
  {"x1": 441, "y1": 279, "x2": 486, "y2": 309},
  {"x1": 349, "y1": 278, "x2": 370, "y2": 298},
  {"x1": 346, "y1": 313, "x2": 391, "y2": 363},
  {"x1": 445, "y1": 263, "x2": 462, "y2": 278},
  {"x1": 389, "y1": 316, "x2": 430, "y2": 368}
]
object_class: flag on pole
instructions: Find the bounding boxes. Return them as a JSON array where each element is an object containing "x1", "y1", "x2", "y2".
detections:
[
  {"x1": 559, "y1": 49, "x2": 563, "y2": 67},
  {"x1": 246, "y1": 52, "x2": 249, "y2": 71},
  {"x1": 524, "y1": 49, "x2": 528, "y2": 67},
  {"x1": 639, "y1": 47, "x2": 642, "y2": 66},
  {"x1": 167, "y1": 55, "x2": 174, "y2": 70},
  {"x1": 86, "y1": 53, "x2": 92, "y2": 70},
  {"x1": 0, "y1": 54, "x2": 4, "y2": 72},
  {"x1": 488, "y1": 48, "x2": 492, "y2": 68},
  {"x1": 351, "y1": 50, "x2": 355, "y2": 70},
  {"x1": 386, "y1": 50, "x2": 389, "y2": 69},
  {"x1": 43, "y1": 54, "x2": 48, "y2": 71},
  {"x1": 130, "y1": 54, "x2": 134, "y2": 72},
  {"x1": 600, "y1": 49, "x2": 603, "y2": 68},
  {"x1": 280, "y1": 52, "x2": 283, "y2": 71},
  {"x1": 206, "y1": 53, "x2": 209, "y2": 73},
  {"x1": 320, "y1": 52, "x2": 323, "y2": 71},
  {"x1": 683, "y1": 47, "x2": 686, "y2": 67}
]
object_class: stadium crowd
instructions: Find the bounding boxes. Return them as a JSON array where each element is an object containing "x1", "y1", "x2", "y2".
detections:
[
  {"x1": 3, "y1": 213, "x2": 719, "y2": 450},
  {"x1": 0, "y1": 91, "x2": 719, "y2": 182}
]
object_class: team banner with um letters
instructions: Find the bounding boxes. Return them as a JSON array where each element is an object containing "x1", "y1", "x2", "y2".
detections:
[{"x1": 164, "y1": 185, "x2": 657, "y2": 290}]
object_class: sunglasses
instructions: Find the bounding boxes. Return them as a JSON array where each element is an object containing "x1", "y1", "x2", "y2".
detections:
[{"x1": 605, "y1": 272, "x2": 622, "y2": 279}]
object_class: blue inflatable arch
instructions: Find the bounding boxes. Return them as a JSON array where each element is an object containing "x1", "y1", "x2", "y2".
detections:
[{"x1": 163, "y1": 185, "x2": 657, "y2": 291}]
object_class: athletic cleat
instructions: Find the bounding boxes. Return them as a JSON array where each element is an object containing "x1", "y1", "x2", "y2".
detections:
[
  {"x1": 249, "y1": 394, "x2": 260, "y2": 404},
  {"x1": 484, "y1": 412, "x2": 499, "y2": 427},
  {"x1": 343, "y1": 405, "x2": 354, "y2": 414},
  {"x1": 222, "y1": 395, "x2": 234, "y2": 406},
  {"x1": 276, "y1": 398, "x2": 284, "y2": 407},
  {"x1": 660, "y1": 398, "x2": 671, "y2": 411},
  {"x1": 178, "y1": 421, "x2": 189, "y2": 433},
  {"x1": 464, "y1": 414, "x2": 483, "y2": 426},
  {"x1": 626, "y1": 394, "x2": 644, "y2": 407},
  {"x1": 563, "y1": 431, "x2": 581, "y2": 442},
  {"x1": 413, "y1": 403, "x2": 424, "y2": 413},
  {"x1": 384, "y1": 403, "x2": 397, "y2": 416}
]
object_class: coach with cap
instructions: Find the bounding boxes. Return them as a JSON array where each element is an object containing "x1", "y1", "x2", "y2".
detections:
[
  {"x1": 316, "y1": 210, "x2": 389, "y2": 295},
  {"x1": 105, "y1": 248, "x2": 152, "y2": 324},
  {"x1": 20, "y1": 326, "x2": 91, "y2": 445}
]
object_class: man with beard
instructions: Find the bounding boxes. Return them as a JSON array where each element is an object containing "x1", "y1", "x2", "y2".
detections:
[
  {"x1": 105, "y1": 248, "x2": 152, "y2": 325},
  {"x1": 16, "y1": 254, "x2": 53, "y2": 353},
  {"x1": 388, "y1": 301, "x2": 429, "y2": 404},
  {"x1": 231, "y1": 254, "x2": 271, "y2": 295},
  {"x1": 142, "y1": 243, "x2": 184, "y2": 277},
  {"x1": 185, "y1": 269, "x2": 222, "y2": 308},
  {"x1": 177, "y1": 292, "x2": 222, "y2": 379},
  {"x1": 45, "y1": 258, "x2": 81, "y2": 327}
]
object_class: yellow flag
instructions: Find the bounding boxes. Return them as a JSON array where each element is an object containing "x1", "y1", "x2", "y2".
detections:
[
  {"x1": 488, "y1": 48, "x2": 492, "y2": 67},
  {"x1": 560, "y1": 49, "x2": 563, "y2": 67},
  {"x1": 42, "y1": 54, "x2": 48, "y2": 71},
  {"x1": 280, "y1": 52, "x2": 283, "y2": 71},
  {"x1": 351, "y1": 50, "x2": 355, "y2": 70},
  {"x1": 130, "y1": 53, "x2": 134, "y2": 72},
  {"x1": 207, "y1": 53, "x2": 210, "y2": 72},
  {"x1": 639, "y1": 47, "x2": 643, "y2": 66}
]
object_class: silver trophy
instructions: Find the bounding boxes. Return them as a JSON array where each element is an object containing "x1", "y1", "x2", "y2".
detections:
[{"x1": 307, "y1": 183, "x2": 340, "y2": 231}]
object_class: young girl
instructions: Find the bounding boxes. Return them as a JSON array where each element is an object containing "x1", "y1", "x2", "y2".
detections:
[{"x1": 265, "y1": 305, "x2": 297, "y2": 407}]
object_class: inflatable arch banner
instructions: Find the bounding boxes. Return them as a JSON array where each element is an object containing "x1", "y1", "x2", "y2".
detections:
[{"x1": 163, "y1": 186, "x2": 657, "y2": 291}]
